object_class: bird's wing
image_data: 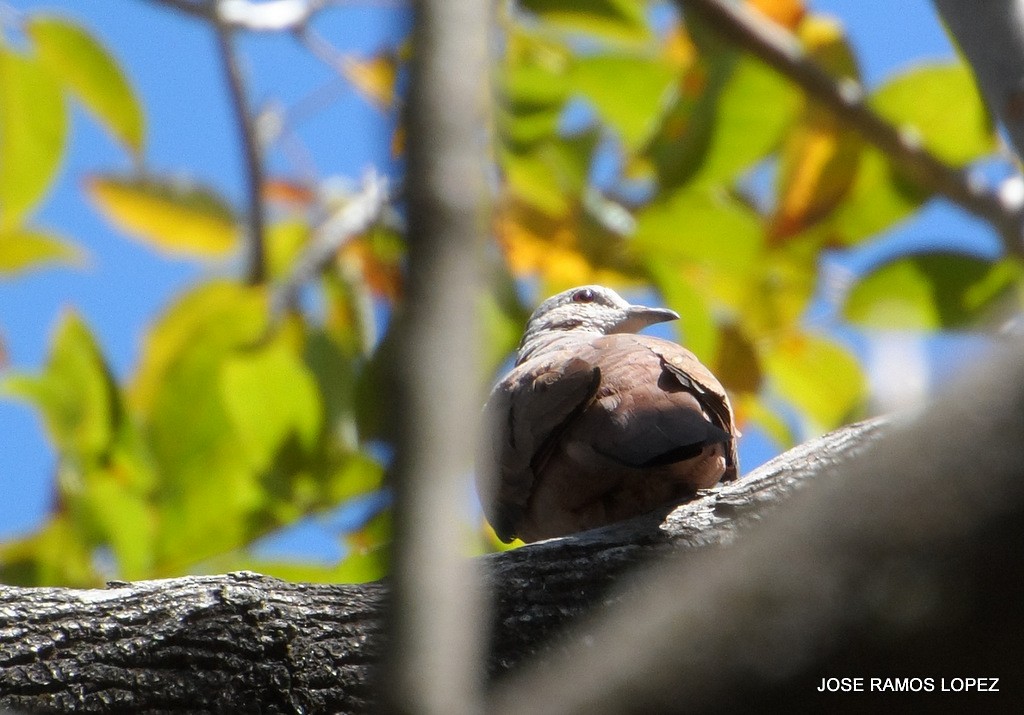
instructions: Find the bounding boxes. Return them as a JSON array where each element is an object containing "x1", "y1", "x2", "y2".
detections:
[
  {"x1": 477, "y1": 351, "x2": 600, "y2": 542},
  {"x1": 561, "y1": 335, "x2": 731, "y2": 471},
  {"x1": 646, "y1": 337, "x2": 739, "y2": 479}
]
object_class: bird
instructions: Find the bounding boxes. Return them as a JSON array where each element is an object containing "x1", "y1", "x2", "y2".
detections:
[{"x1": 476, "y1": 285, "x2": 738, "y2": 543}]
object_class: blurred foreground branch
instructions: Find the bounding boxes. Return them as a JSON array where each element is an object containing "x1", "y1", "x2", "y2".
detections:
[
  {"x1": 677, "y1": 0, "x2": 1024, "y2": 253},
  {"x1": 382, "y1": 1, "x2": 491, "y2": 714},
  {"x1": 2, "y1": 331, "x2": 1023, "y2": 712}
]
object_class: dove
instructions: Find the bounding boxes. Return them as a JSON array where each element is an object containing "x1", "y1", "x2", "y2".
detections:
[{"x1": 477, "y1": 285, "x2": 738, "y2": 543}]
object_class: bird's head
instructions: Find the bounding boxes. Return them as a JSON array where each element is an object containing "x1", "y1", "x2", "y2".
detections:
[{"x1": 517, "y1": 285, "x2": 679, "y2": 362}]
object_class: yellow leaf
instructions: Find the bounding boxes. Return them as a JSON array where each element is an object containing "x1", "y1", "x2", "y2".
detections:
[
  {"x1": 494, "y1": 196, "x2": 637, "y2": 292},
  {"x1": 0, "y1": 229, "x2": 83, "y2": 275},
  {"x1": 342, "y1": 53, "x2": 398, "y2": 110},
  {"x1": 86, "y1": 174, "x2": 239, "y2": 256},
  {"x1": 769, "y1": 16, "x2": 862, "y2": 242},
  {"x1": 747, "y1": 0, "x2": 806, "y2": 31}
]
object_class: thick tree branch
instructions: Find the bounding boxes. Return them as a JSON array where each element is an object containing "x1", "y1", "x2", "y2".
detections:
[
  {"x1": 934, "y1": 0, "x2": 1024, "y2": 175},
  {"x1": 677, "y1": 0, "x2": 1024, "y2": 254},
  {"x1": 383, "y1": 2, "x2": 491, "y2": 713},
  {"x1": 3, "y1": 373, "x2": 1023, "y2": 712}
]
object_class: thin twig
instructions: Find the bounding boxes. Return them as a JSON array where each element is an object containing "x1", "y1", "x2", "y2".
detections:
[
  {"x1": 212, "y1": 12, "x2": 268, "y2": 285},
  {"x1": 676, "y1": 0, "x2": 1024, "y2": 255},
  {"x1": 269, "y1": 170, "x2": 390, "y2": 320}
]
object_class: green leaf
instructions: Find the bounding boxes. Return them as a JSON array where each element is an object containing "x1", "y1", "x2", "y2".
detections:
[
  {"x1": 0, "y1": 47, "x2": 67, "y2": 230},
  {"x1": 694, "y1": 56, "x2": 800, "y2": 184},
  {"x1": 871, "y1": 63, "x2": 994, "y2": 166},
  {"x1": 26, "y1": 16, "x2": 145, "y2": 155},
  {"x1": 763, "y1": 333, "x2": 865, "y2": 430},
  {"x1": 824, "y1": 147, "x2": 925, "y2": 246},
  {"x1": 633, "y1": 183, "x2": 764, "y2": 313},
  {"x1": 498, "y1": 61, "x2": 569, "y2": 149},
  {"x1": 570, "y1": 53, "x2": 675, "y2": 149},
  {"x1": 87, "y1": 174, "x2": 239, "y2": 257},
  {"x1": 843, "y1": 254, "x2": 1023, "y2": 329},
  {"x1": 220, "y1": 341, "x2": 323, "y2": 472},
  {"x1": 1, "y1": 312, "x2": 116, "y2": 459},
  {"x1": 645, "y1": 52, "x2": 798, "y2": 189},
  {"x1": 518, "y1": 0, "x2": 650, "y2": 43},
  {"x1": 0, "y1": 229, "x2": 82, "y2": 275}
]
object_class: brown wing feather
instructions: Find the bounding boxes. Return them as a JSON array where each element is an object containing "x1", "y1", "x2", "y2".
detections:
[{"x1": 476, "y1": 351, "x2": 600, "y2": 542}]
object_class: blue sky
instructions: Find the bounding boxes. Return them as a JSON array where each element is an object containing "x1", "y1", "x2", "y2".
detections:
[{"x1": 0, "y1": 0, "x2": 992, "y2": 552}]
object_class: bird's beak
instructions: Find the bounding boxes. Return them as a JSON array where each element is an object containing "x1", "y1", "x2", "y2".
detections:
[{"x1": 613, "y1": 304, "x2": 680, "y2": 334}]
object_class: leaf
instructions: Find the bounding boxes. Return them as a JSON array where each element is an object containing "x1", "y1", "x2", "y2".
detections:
[
  {"x1": 131, "y1": 283, "x2": 270, "y2": 569},
  {"x1": 843, "y1": 254, "x2": 1023, "y2": 330},
  {"x1": 494, "y1": 194, "x2": 640, "y2": 292},
  {"x1": 824, "y1": 146, "x2": 924, "y2": 246},
  {"x1": 87, "y1": 174, "x2": 239, "y2": 256},
  {"x1": 341, "y1": 52, "x2": 398, "y2": 110},
  {"x1": 748, "y1": 0, "x2": 806, "y2": 30},
  {"x1": 569, "y1": 53, "x2": 675, "y2": 149},
  {"x1": 220, "y1": 340, "x2": 323, "y2": 472},
  {"x1": 770, "y1": 16, "x2": 863, "y2": 241},
  {"x1": 130, "y1": 281, "x2": 269, "y2": 414},
  {"x1": 26, "y1": 16, "x2": 145, "y2": 155},
  {"x1": 871, "y1": 63, "x2": 994, "y2": 166},
  {"x1": 632, "y1": 183, "x2": 764, "y2": 313},
  {"x1": 0, "y1": 229, "x2": 82, "y2": 275},
  {"x1": 0, "y1": 47, "x2": 67, "y2": 230},
  {"x1": 645, "y1": 52, "x2": 799, "y2": 189},
  {"x1": 1, "y1": 312, "x2": 116, "y2": 459},
  {"x1": 763, "y1": 332, "x2": 864, "y2": 430},
  {"x1": 517, "y1": 0, "x2": 650, "y2": 43}
]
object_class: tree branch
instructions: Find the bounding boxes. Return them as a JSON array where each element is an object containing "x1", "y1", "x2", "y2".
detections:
[
  {"x1": 933, "y1": 0, "x2": 1024, "y2": 175},
  {"x1": 268, "y1": 170, "x2": 390, "y2": 321},
  {"x1": 383, "y1": 2, "x2": 491, "y2": 713},
  {"x1": 677, "y1": 0, "x2": 1024, "y2": 255},
  {"x1": 213, "y1": 15, "x2": 268, "y2": 285}
]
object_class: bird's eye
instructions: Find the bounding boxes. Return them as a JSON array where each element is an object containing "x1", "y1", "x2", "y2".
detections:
[{"x1": 572, "y1": 288, "x2": 596, "y2": 303}]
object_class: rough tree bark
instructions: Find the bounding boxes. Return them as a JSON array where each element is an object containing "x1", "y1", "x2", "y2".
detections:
[{"x1": 2, "y1": 326, "x2": 1023, "y2": 714}]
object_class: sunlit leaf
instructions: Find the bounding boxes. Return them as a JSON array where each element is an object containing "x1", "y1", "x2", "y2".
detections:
[
  {"x1": 266, "y1": 220, "x2": 311, "y2": 280},
  {"x1": 646, "y1": 51, "x2": 798, "y2": 188},
  {"x1": 770, "y1": 16, "x2": 862, "y2": 241},
  {"x1": 0, "y1": 48, "x2": 67, "y2": 230},
  {"x1": 342, "y1": 52, "x2": 398, "y2": 110},
  {"x1": 633, "y1": 183, "x2": 764, "y2": 313},
  {"x1": 494, "y1": 194, "x2": 640, "y2": 292},
  {"x1": 264, "y1": 179, "x2": 316, "y2": 208},
  {"x1": 26, "y1": 16, "x2": 145, "y2": 155},
  {"x1": 647, "y1": 259, "x2": 719, "y2": 361},
  {"x1": 87, "y1": 174, "x2": 239, "y2": 256},
  {"x1": 844, "y1": 253, "x2": 1023, "y2": 329},
  {"x1": 748, "y1": 0, "x2": 806, "y2": 30},
  {"x1": 763, "y1": 332, "x2": 865, "y2": 429},
  {"x1": 338, "y1": 227, "x2": 405, "y2": 302},
  {"x1": 824, "y1": 147, "x2": 924, "y2": 245},
  {"x1": 518, "y1": 0, "x2": 650, "y2": 43},
  {"x1": 220, "y1": 340, "x2": 323, "y2": 472},
  {"x1": 871, "y1": 63, "x2": 994, "y2": 166},
  {"x1": 0, "y1": 229, "x2": 82, "y2": 275},
  {"x1": 570, "y1": 53, "x2": 675, "y2": 149},
  {"x1": 1, "y1": 312, "x2": 116, "y2": 459}
]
